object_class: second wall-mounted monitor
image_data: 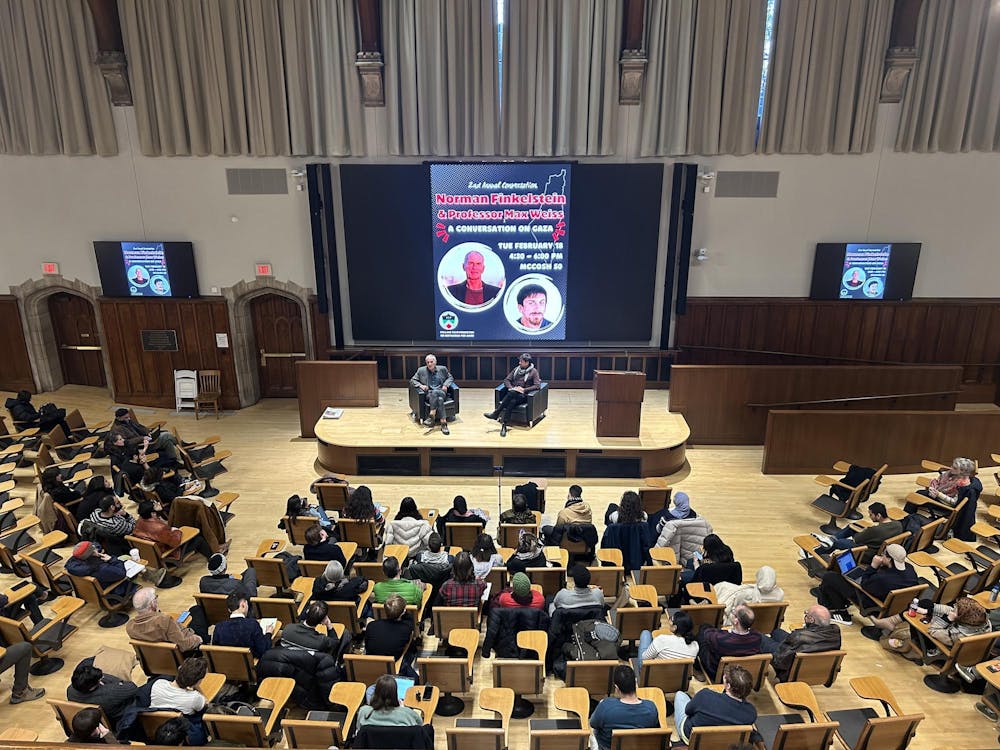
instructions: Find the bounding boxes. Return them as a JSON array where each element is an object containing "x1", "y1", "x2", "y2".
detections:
[{"x1": 809, "y1": 242, "x2": 921, "y2": 301}]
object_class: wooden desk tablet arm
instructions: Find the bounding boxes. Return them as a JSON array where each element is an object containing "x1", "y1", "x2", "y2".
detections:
[
  {"x1": 256, "y1": 676, "x2": 296, "y2": 735},
  {"x1": 32, "y1": 596, "x2": 85, "y2": 647},
  {"x1": 849, "y1": 675, "x2": 904, "y2": 718},
  {"x1": 328, "y1": 681, "x2": 366, "y2": 741},
  {"x1": 774, "y1": 681, "x2": 824, "y2": 723}
]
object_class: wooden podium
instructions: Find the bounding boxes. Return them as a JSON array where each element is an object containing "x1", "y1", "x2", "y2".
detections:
[
  {"x1": 296, "y1": 361, "x2": 379, "y2": 438},
  {"x1": 593, "y1": 370, "x2": 645, "y2": 438}
]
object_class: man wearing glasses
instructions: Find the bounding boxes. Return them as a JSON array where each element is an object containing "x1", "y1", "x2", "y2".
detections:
[{"x1": 759, "y1": 604, "x2": 842, "y2": 682}]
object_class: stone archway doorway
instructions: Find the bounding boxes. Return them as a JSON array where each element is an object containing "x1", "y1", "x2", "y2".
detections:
[{"x1": 223, "y1": 279, "x2": 315, "y2": 407}]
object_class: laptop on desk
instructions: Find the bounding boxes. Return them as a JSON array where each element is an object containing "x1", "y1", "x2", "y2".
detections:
[{"x1": 837, "y1": 550, "x2": 865, "y2": 582}]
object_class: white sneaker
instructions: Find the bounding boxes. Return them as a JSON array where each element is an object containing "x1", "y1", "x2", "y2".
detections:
[
  {"x1": 830, "y1": 610, "x2": 854, "y2": 625},
  {"x1": 798, "y1": 548, "x2": 810, "y2": 560},
  {"x1": 811, "y1": 532, "x2": 834, "y2": 547}
]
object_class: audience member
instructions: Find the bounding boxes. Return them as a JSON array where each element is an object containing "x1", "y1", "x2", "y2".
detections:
[
  {"x1": 637, "y1": 610, "x2": 699, "y2": 673},
  {"x1": 470, "y1": 533, "x2": 504, "y2": 580},
  {"x1": 134, "y1": 499, "x2": 213, "y2": 561},
  {"x1": 138, "y1": 466, "x2": 189, "y2": 508},
  {"x1": 104, "y1": 433, "x2": 149, "y2": 488},
  {"x1": 674, "y1": 664, "x2": 760, "y2": 745},
  {"x1": 311, "y1": 560, "x2": 369, "y2": 605},
  {"x1": 0, "y1": 587, "x2": 46, "y2": 626},
  {"x1": 280, "y1": 601, "x2": 339, "y2": 655},
  {"x1": 438, "y1": 551, "x2": 486, "y2": 607},
  {"x1": 152, "y1": 717, "x2": 190, "y2": 746},
  {"x1": 588, "y1": 665, "x2": 659, "y2": 750},
  {"x1": 302, "y1": 524, "x2": 348, "y2": 565},
  {"x1": 0, "y1": 641, "x2": 45, "y2": 704},
  {"x1": 556, "y1": 485, "x2": 593, "y2": 526},
  {"x1": 65, "y1": 541, "x2": 136, "y2": 598},
  {"x1": 384, "y1": 496, "x2": 433, "y2": 559},
  {"x1": 903, "y1": 457, "x2": 978, "y2": 513},
  {"x1": 697, "y1": 605, "x2": 763, "y2": 678},
  {"x1": 126, "y1": 587, "x2": 202, "y2": 654},
  {"x1": 814, "y1": 543, "x2": 917, "y2": 624},
  {"x1": 284, "y1": 494, "x2": 333, "y2": 532},
  {"x1": 684, "y1": 534, "x2": 742, "y2": 587},
  {"x1": 6, "y1": 390, "x2": 72, "y2": 435},
  {"x1": 364, "y1": 594, "x2": 416, "y2": 676},
  {"x1": 761, "y1": 605, "x2": 842, "y2": 681},
  {"x1": 552, "y1": 564, "x2": 604, "y2": 612},
  {"x1": 344, "y1": 485, "x2": 385, "y2": 526},
  {"x1": 416, "y1": 532, "x2": 452, "y2": 566},
  {"x1": 109, "y1": 408, "x2": 180, "y2": 463},
  {"x1": 74, "y1": 474, "x2": 109, "y2": 521},
  {"x1": 497, "y1": 572, "x2": 544, "y2": 609},
  {"x1": 602, "y1": 491, "x2": 654, "y2": 572},
  {"x1": 211, "y1": 591, "x2": 274, "y2": 658},
  {"x1": 500, "y1": 493, "x2": 535, "y2": 525},
  {"x1": 372, "y1": 556, "x2": 424, "y2": 604},
  {"x1": 715, "y1": 566, "x2": 785, "y2": 627},
  {"x1": 813, "y1": 502, "x2": 902, "y2": 562},
  {"x1": 653, "y1": 509, "x2": 713, "y2": 566},
  {"x1": 199, "y1": 553, "x2": 258, "y2": 597},
  {"x1": 505, "y1": 531, "x2": 547, "y2": 574},
  {"x1": 148, "y1": 657, "x2": 208, "y2": 744},
  {"x1": 67, "y1": 661, "x2": 138, "y2": 725},
  {"x1": 357, "y1": 674, "x2": 422, "y2": 728},
  {"x1": 66, "y1": 706, "x2": 119, "y2": 744},
  {"x1": 605, "y1": 490, "x2": 647, "y2": 525},
  {"x1": 88, "y1": 495, "x2": 137, "y2": 545},
  {"x1": 436, "y1": 495, "x2": 487, "y2": 536}
]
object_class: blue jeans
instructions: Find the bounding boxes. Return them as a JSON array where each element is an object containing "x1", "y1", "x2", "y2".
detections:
[
  {"x1": 308, "y1": 506, "x2": 334, "y2": 530},
  {"x1": 635, "y1": 629, "x2": 653, "y2": 674},
  {"x1": 673, "y1": 690, "x2": 691, "y2": 743},
  {"x1": 827, "y1": 527, "x2": 857, "y2": 550}
]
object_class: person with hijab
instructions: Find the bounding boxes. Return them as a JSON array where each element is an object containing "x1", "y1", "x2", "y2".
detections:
[
  {"x1": 669, "y1": 492, "x2": 696, "y2": 520},
  {"x1": 715, "y1": 566, "x2": 785, "y2": 627},
  {"x1": 505, "y1": 532, "x2": 548, "y2": 575}
]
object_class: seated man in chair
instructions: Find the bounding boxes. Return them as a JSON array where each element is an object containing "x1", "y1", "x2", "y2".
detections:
[
  {"x1": 410, "y1": 354, "x2": 455, "y2": 435},
  {"x1": 484, "y1": 352, "x2": 541, "y2": 437}
]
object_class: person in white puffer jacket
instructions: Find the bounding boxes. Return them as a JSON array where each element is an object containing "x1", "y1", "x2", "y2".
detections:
[
  {"x1": 654, "y1": 515, "x2": 713, "y2": 566},
  {"x1": 384, "y1": 497, "x2": 433, "y2": 559}
]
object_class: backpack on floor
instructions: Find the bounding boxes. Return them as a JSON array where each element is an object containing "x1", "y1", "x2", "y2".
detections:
[{"x1": 566, "y1": 619, "x2": 620, "y2": 662}]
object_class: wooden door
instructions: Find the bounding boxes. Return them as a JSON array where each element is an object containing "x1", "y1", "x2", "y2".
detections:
[
  {"x1": 48, "y1": 293, "x2": 106, "y2": 387},
  {"x1": 251, "y1": 294, "x2": 306, "y2": 397}
]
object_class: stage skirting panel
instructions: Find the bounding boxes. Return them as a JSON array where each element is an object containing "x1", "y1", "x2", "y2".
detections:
[{"x1": 314, "y1": 388, "x2": 688, "y2": 479}]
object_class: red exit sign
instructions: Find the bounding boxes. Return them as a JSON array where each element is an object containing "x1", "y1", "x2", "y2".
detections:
[
  {"x1": 255, "y1": 263, "x2": 273, "y2": 277},
  {"x1": 42, "y1": 262, "x2": 59, "y2": 275}
]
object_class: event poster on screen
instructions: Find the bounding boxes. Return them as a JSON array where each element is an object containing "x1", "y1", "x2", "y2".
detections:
[
  {"x1": 839, "y1": 243, "x2": 891, "y2": 299},
  {"x1": 431, "y1": 163, "x2": 570, "y2": 341},
  {"x1": 121, "y1": 242, "x2": 172, "y2": 297}
]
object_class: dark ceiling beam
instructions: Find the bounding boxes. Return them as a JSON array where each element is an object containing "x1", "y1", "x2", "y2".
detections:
[
  {"x1": 619, "y1": 0, "x2": 647, "y2": 105},
  {"x1": 881, "y1": 0, "x2": 923, "y2": 103},
  {"x1": 85, "y1": 0, "x2": 131, "y2": 106},
  {"x1": 355, "y1": 0, "x2": 384, "y2": 106}
]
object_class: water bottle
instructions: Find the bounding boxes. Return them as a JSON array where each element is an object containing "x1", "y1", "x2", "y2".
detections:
[
  {"x1": 907, "y1": 598, "x2": 919, "y2": 616},
  {"x1": 990, "y1": 584, "x2": 999, "y2": 603}
]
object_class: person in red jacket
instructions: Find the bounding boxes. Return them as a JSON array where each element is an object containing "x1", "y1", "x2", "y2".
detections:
[{"x1": 497, "y1": 572, "x2": 544, "y2": 609}]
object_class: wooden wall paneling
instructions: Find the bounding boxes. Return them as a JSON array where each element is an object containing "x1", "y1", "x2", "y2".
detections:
[
  {"x1": 98, "y1": 299, "x2": 238, "y2": 410},
  {"x1": 675, "y1": 299, "x2": 1000, "y2": 400},
  {"x1": 763, "y1": 410, "x2": 1000, "y2": 474},
  {"x1": 669, "y1": 364, "x2": 964, "y2": 444},
  {"x1": 0, "y1": 297, "x2": 35, "y2": 392}
]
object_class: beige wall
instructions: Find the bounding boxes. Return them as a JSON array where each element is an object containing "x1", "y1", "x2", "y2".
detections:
[{"x1": 0, "y1": 104, "x2": 998, "y2": 299}]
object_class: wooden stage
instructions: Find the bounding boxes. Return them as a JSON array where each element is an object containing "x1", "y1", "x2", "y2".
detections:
[{"x1": 314, "y1": 388, "x2": 689, "y2": 478}]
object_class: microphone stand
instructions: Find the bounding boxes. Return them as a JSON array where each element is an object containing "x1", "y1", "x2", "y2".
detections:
[{"x1": 494, "y1": 465, "x2": 504, "y2": 530}]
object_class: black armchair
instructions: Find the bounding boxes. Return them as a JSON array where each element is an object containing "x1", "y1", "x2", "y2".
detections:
[
  {"x1": 409, "y1": 384, "x2": 460, "y2": 423},
  {"x1": 494, "y1": 383, "x2": 549, "y2": 427}
]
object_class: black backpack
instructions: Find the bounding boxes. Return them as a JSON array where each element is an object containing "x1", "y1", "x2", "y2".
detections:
[{"x1": 566, "y1": 619, "x2": 620, "y2": 661}]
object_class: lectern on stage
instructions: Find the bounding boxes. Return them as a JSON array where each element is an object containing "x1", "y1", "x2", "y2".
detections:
[{"x1": 593, "y1": 370, "x2": 645, "y2": 438}]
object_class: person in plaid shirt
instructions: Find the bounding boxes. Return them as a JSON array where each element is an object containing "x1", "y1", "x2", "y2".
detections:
[{"x1": 438, "y1": 551, "x2": 486, "y2": 607}]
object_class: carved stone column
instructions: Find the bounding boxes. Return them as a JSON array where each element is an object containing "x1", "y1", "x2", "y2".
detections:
[
  {"x1": 356, "y1": 51, "x2": 385, "y2": 107},
  {"x1": 881, "y1": 47, "x2": 918, "y2": 103},
  {"x1": 619, "y1": 49, "x2": 648, "y2": 105},
  {"x1": 95, "y1": 50, "x2": 132, "y2": 106}
]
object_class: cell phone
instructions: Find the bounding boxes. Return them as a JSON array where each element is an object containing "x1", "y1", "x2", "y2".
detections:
[
  {"x1": 989, "y1": 664, "x2": 1000, "y2": 674},
  {"x1": 269, "y1": 541, "x2": 280, "y2": 551},
  {"x1": 11, "y1": 580, "x2": 29, "y2": 590},
  {"x1": 703, "y1": 582, "x2": 712, "y2": 592},
  {"x1": 177, "y1": 610, "x2": 190, "y2": 622},
  {"x1": 422, "y1": 684, "x2": 433, "y2": 701}
]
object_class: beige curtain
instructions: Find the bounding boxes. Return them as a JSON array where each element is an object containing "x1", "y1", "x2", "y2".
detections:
[
  {"x1": 758, "y1": 0, "x2": 892, "y2": 154},
  {"x1": 279, "y1": 0, "x2": 365, "y2": 156},
  {"x1": 897, "y1": 0, "x2": 1000, "y2": 153},
  {"x1": 637, "y1": 0, "x2": 694, "y2": 157},
  {"x1": 382, "y1": 0, "x2": 498, "y2": 156},
  {"x1": 0, "y1": 0, "x2": 117, "y2": 155},
  {"x1": 121, "y1": 0, "x2": 291, "y2": 156},
  {"x1": 687, "y1": 0, "x2": 767, "y2": 156},
  {"x1": 500, "y1": 0, "x2": 620, "y2": 156}
]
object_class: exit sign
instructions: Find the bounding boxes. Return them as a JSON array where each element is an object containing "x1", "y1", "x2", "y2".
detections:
[
  {"x1": 255, "y1": 263, "x2": 273, "y2": 277},
  {"x1": 42, "y1": 262, "x2": 59, "y2": 275}
]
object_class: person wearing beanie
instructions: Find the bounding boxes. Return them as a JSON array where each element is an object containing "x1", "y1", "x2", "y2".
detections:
[
  {"x1": 65, "y1": 541, "x2": 136, "y2": 598},
  {"x1": 497, "y1": 571, "x2": 544, "y2": 609},
  {"x1": 813, "y1": 542, "x2": 917, "y2": 625},
  {"x1": 811, "y1": 502, "x2": 902, "y2": 562},
  {"x1": 198, "y1": 553, "x2": 258, "y2": 597},
  {"x1": 552, "y1": 564, "x2": 605, "y2": 612},
  {"x1": 311, "y1": 559, "x2": 369, "y2": 604},
  {"x1": 555, "y1": 485, "x2": 593, "y2": 526}
]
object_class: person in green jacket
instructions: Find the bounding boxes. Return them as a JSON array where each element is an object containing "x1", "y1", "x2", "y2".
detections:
[{"x1": 372, "y1": 556, "x2": 424, "y2": 605}]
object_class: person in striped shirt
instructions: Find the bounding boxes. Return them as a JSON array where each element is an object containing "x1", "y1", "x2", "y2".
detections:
[{"x1": 636, "y1": 609, "x2": 698, "y2": 674}]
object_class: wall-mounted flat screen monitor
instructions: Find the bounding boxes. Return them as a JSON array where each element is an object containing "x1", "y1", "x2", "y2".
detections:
[
  {"x1": 94, "y1": 241, "x2": 200, "y2": 298},
  {"x1": 809, "y1": 242, "x2": 921, "y2": 301}
]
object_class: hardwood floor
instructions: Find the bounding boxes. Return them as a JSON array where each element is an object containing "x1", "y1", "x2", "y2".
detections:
[{"x1": 0, "y1": 384, "x2": 996, "y2": 749}]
